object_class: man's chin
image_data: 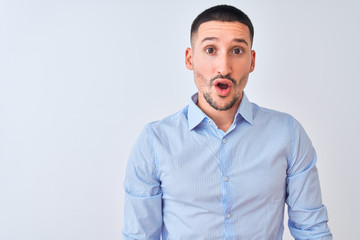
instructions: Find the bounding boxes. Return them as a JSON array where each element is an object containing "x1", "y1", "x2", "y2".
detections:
[{"x1": 207, "y1": 97, "x2": 238, "y2": 111}]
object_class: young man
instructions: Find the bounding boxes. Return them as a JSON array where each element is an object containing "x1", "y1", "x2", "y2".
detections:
[{"x1": 123, "y1": 5, "x2": 332, "y2": 240}]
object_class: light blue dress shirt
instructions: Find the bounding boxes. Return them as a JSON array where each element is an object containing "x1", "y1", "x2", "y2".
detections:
[{"x1": 123, "y1": 93, "x2": 332, "y2": 240}]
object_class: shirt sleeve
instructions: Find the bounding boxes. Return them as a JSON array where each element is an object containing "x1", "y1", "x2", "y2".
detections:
[
  {"x1": 122, "y1": 124, "x2": 162, "y2": 240},
  {"x1": 286, "y1": 116, "x2": 332, "y2": 239}
]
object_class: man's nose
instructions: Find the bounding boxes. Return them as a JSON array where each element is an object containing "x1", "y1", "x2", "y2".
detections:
[{"x1": 216, "y1": 53, "x2": 232, "y2": 76}]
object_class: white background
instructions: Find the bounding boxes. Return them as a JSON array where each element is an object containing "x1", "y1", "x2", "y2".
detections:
[{"x1": 1, "y1": 0, "x2": 359, "y2": 239}]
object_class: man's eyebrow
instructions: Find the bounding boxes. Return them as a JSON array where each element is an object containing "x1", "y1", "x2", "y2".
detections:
[
  {"x1": 201, "y1": 37, "x2": 218, "y2": 43},
  {"x1": 233, "y1": 38, "x2": 249, "y2": 45},
  {"x1": 201, "y1": 37, "x2": 249, "y2": 46}
]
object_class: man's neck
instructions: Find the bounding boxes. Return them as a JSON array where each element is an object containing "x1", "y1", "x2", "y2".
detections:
[{"x1": 197, "y1": 94, "x2": 242, "y2": 133}]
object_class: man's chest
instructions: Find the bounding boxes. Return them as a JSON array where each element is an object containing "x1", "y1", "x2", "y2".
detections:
[{"x1": 156, "y1": 130, "x2": 289, "y2": 207}]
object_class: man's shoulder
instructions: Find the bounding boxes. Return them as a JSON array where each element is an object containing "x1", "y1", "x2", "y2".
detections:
[
  {"x1": 146, "y1": 105, "x2": 190, "y2": 133},
  {"x1": 249, "y1": 101, "x2": 305, "y2": 135},
  {"x1": 251, "y1": 102, "x2": 293, "y2": 121}
]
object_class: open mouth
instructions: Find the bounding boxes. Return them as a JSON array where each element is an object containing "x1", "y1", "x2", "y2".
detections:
[
  {"x1": 214, "y1": 79, "x2": 232, "y2": 96},
  {"x1": 217, "y1": 82, "x2": 230, "y2": 90}
]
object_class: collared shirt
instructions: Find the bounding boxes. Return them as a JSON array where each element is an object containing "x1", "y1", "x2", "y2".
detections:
[{"x1": 123, "y1": 93, "x2": 332, "y2": 240}]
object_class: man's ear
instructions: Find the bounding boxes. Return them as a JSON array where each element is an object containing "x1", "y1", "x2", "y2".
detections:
[
  {"x1": 185, "y1": 47, "x2": 193, "y2": 70},
  {"x1": 250, "y1": 50, "x2": 256, "y2": 73}
]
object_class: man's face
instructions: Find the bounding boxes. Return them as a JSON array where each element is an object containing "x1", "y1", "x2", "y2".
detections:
[{"x1": 185, "y1": 21, "x2": 255, "y2": 112}]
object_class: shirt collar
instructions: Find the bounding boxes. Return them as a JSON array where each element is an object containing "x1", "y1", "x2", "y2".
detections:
[
  {"x1": 187, "y1": 92, "x2": 254, "y2": 131},
  {"x1": 235, "y1": 93, "x2": 254, "y2": 126},
  {"x1": 188, "y1": 93, "x2": 207, "y2": 130}
]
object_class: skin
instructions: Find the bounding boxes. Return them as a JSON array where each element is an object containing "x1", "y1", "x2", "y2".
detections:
[{"x1": 185, "y1": 21, "x2": 256, "y2": 132}]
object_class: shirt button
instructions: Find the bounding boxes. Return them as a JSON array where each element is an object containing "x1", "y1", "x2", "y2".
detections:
[
  {"x1": 226, "y1": 213, "x2": 231, "y2": 219},
  {"x1": 224, "y1": 176, "x2": 229, "y2": 182},
  {"x1": 222, "y1": 138, "x2": 227, "y2": 144},
  {"x1": 208, "y1": 120, "x2": 212, "y2": 124}
]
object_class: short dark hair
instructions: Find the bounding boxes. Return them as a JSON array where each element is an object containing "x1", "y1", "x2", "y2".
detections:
[{"x1": 190, "y1": 5, "x2": 254, "y2": 46}]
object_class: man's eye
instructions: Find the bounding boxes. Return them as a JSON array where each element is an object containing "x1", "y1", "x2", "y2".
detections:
[
  {"x1": 205, "y1": 48, "x2": 215, "y2": 54},
  {"x1": 232, "y1": 48, "x2": 243, "y2": 55}
]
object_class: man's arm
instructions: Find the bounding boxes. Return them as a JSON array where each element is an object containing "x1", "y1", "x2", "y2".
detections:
[
  {"x1": 122, "y1": 124, "x2": 162, "y2": 240},
  {"x1": 286, "y1": 117, "x2": 332, "y2": 239}
]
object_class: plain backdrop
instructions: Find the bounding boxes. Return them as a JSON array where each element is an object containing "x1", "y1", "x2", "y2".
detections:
[{"x1": 1, "y1": 0, "x2": 359, "y2": 239}]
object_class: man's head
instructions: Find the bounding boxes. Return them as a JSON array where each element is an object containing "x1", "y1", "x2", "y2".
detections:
[
  {"x1": 185, "y1": 5, "x2": 256, "y2": 113},
  {"x1": 190, "y1": 5, "x2": 254, "y2": 47}
]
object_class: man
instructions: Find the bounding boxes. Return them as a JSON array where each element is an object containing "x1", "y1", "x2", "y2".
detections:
[{"x1": 123, "y1": 5, "x2": 332, "y2": 240}]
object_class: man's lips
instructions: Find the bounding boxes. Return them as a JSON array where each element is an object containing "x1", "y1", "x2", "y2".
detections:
[{"x1": 213, "y1": 78, "x2": 232, "y2": 96}]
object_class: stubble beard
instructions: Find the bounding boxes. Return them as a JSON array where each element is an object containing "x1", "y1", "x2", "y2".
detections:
[
  {"x1": 203, "y1": 92, "x2": 240, "y2": 111},
  {"x1": 200, "y1": 74, "x2": 244, "y2": 111}
]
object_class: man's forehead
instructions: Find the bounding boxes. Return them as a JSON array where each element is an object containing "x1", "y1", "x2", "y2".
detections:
[{"x1": 193, "y1": 21, "x2": 251, "y2": 44}]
